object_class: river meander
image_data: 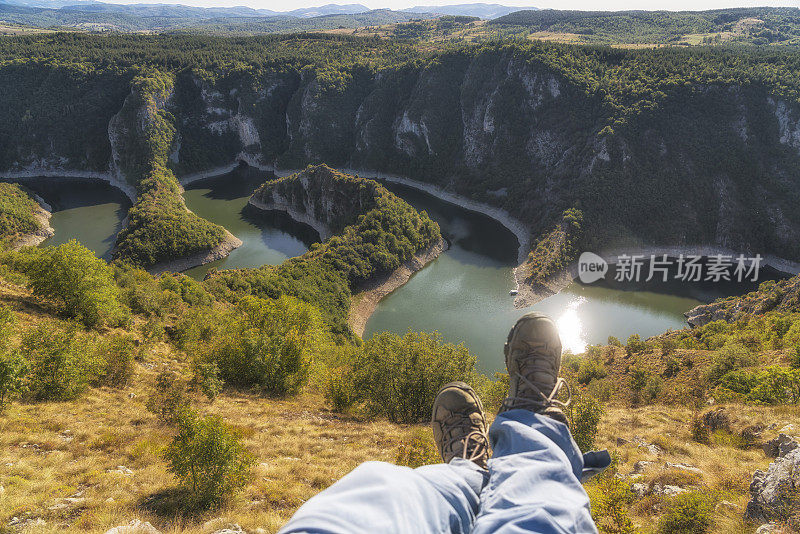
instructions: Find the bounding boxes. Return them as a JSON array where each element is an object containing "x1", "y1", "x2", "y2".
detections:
[{"x1": 10, "y1": 170, "x2": 782, "y2": 374}]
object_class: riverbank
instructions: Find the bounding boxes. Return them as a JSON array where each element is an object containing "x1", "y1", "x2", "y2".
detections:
[
  {"x1": 511, "y1": 243, "x2": 800, "y2": 310},
  {"x1": 348, "y1": 237, "x2": 448, "y2": 337},
  {"x1": 147, "y1": 230, "x2": 243, "y2": 276},
  {"x1": 1, "y1": 169, "x2": 137, "y2": 203},
  {"x1": 178, "y1": 154, "x2": 274, "y2": 188},
  {"x1": 10, "y1": 192, "x2": 54, "y2": 249}
]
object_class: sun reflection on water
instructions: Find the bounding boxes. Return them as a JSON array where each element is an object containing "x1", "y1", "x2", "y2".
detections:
[{"x1": 556, "y1": 297, "x2": 587, "y2": 354}]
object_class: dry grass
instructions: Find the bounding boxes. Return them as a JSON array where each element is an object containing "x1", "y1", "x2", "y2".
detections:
[
  {"x1": 0, "y1": 364, "x2": 419, "y2": 533},
  {"x1": 595, "y1": 403, "x2": 799, "y2": 533},
  {"x1": 0, "y1": 25, "x2": 56, "y2": 36},
  {"x1": 4, "y1": 385, "x2": 793, "y2": 532},
  {"x1": 0, "y1": 282, "x2": 796, "y2": 533}
]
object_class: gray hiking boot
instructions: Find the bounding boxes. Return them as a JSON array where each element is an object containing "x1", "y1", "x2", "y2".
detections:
[
  {"x1": 431, "y1": 381, "x2": 489, "y2": 468},
  {"x1": 500, "y1": 312, "x2": 571, "y2": 424}
]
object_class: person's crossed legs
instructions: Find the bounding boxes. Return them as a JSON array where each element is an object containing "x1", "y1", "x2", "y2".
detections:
[{"x1": 279, "y1": 312, "x2": 601, "y2": 534}]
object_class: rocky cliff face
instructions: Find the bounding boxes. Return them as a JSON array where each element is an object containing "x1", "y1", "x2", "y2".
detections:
[
  {"x1": 162, "y1": 52, "x2": 800, "y2": 265},
  {"x1": 685, "y1": 275, "x2": 800, "y2": 327},
  {"x1": 249, "y1": 164, "x2": 382, "y2": 240},
  {"x1": 4, "y1": 50, "x2": 800, "y2": 266}
]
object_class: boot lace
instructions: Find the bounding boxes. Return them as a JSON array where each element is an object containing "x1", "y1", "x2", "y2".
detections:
[
  {"x1": 502, "y1": 340, "x2": 572, "y2": 412},
  {"x1": 441, "y1": 413, "x2": 489, "y2": 464}
]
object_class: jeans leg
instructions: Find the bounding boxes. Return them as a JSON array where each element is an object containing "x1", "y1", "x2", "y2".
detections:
[
  {"x1": 279, "y1": 459, "x2": 488, "y2": 534},
  {"x1": 472, "y1": 409, "x2": 597, "y2": 534}
]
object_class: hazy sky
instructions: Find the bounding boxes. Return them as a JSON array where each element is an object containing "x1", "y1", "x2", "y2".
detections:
[{"x1": 108, "y1": 0, "x2": 800, "y2": 11}]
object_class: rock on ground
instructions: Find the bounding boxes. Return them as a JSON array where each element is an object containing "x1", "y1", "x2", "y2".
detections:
[
  {"x1": 746, "y1": 447, "x2": 800, "y2": 523},
  {"x1": 104, "y1": 519, "x2": 161, "y2": 534},
  {"x1": 763, "y1": 434, "x2": 799, "y2": 459}
]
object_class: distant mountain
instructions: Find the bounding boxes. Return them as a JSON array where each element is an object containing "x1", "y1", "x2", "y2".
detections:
[
  {"x1": 177, "y1": 10, "x2": 436, "y2": 35},
  {"x1": 287, "y1": 4, "x2": 370, "y2": 18},
  {"x1": 0, "y1": 2, "x2": 433, "y2": 33},
  {"x1": 404, "y1": 3, "x2": 536, "y2": 20},
  {"x1": 0, "y1": 0, "x2": 373, "y2": 19},
  {"x1": 57, "y1": 3, "x2": 279, "y2": 18}
]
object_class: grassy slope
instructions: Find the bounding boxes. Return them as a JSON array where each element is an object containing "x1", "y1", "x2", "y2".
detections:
[{"x1": 0, "y1": 278, "x2": 797, "y2": 533}]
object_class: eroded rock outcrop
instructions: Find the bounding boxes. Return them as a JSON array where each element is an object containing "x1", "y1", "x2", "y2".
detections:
[
  {"x1": 746, "y1": 445, "x2": 800, "y2": 525},
  {"x1": 686, "y1": 275, "x2": 800, "y2": 327}
]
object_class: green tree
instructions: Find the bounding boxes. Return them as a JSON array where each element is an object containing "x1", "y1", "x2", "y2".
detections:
[
  {"x1": 18, "y1": 240, "x2": 129, "y2": 328},
  {"x1": 201, "y1": 296, "x2": 321, "y2": 396},
  {"x1": 571, "y1": 395, "x2": 604, "y2": 452},
  {"x1": 24, "y1": 321, "x2": 96, "y2": 401},
  {"x1": 351, "y1": 331, "x2": 476, "y2": 423}
]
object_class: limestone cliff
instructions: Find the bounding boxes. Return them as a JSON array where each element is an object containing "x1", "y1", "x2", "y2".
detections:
[{"x1": 4, "y1": 48, "x2": 800, "y2": 273}]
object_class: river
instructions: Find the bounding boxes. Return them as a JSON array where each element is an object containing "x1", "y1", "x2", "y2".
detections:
[
  {"x1": 6, "y1": 178, "x2": 130, "y2": 260},
  {"x1": 181, "y1": 165, "x2": 315, "y2": 279},
  {"x1": 13, "y1": 171, "x2": 781, "y2": 374}
]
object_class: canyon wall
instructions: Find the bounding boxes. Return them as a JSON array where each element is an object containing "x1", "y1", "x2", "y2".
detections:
[{"x1": 3, "y1": 48, "x2": 800, "y2": 267}]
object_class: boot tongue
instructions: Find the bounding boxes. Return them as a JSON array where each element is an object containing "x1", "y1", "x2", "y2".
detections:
[{"x1": 518, "y1": 357, "x2": 557, "y2": 399}]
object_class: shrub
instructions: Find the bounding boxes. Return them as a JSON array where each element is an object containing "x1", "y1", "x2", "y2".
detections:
[
  {"x1": 201, "y1": 296, "x2": 320, "y2": 396},
  {"x1": 576, "y1": 357, "x2": 608, "y2": 385},
  {"x1": 396, "y1": 429, "x2": 440, "y2": 468},
  {"x1": 352, "y1": 331, "x2": 475, "y2": 423},
  {"x1": 190, "y1": 361, "x2": 223, "y2": 401},
  {"x1": 690, "y1": 416, "x2": 710, "y2": 444},
  {"x1": 664, "y1": 356, "x2": 681, "y2": 378},
  {"x1": 571, "y1": 395, "x2": 604, "y2": 453},
  {"x1": 0, "y1": 305, "x2": 24, "y2": 410},
  {"x1": 607, "y1": 336, "x2": 622, "y2": 347},
  {"x1": 158, "y1": 274, "x2": 212, "y2": 307},
  {"x1": 747, "y1": 366, "x2": 800, "y2": 404},
  {"x1": 630, "y1": 365, "x2": 649, "y2": 393},
  {"x1": 146, "y1": 370, "x2": 190, "y2": 424},
  {"x1": 94, "y1": 334, "x2": 136, "y2": 387},
  {"x1": 0, "y1": 352, "x2": 25, "y2": 411},
  {"x1": 587, "y1": 378, "x2": 615, "y2": 402},
  {"x1": 588, "y1": 473, "x2": 636, "y2": 534},
  {"x1": 643, "y1": 375, "x2": 663, "y2": 403},
  {"x1": 656, "y1": 491, "x2": 716, "y2": 534},
  {"x1": 626, "y1": 334, "x2": 646, "y2": 356},
  {"x1": 472, "y1": 372, "x2": 509, "y2": 414},
  {"x1": 24, "y1": 321, "x2": 96, "y2": 401},
  {"x1": 324, "y1": 367, "x2": 359, "y2": 413},
  {"x1": 14, "y1": 241, "x2": 130, "y2": 327},
  {"x1": 661, "y1": 338, "x2": 677, "y2": 356},
  {"x1": 163, "y1": 410, "x2": 254, "y2": 507},
  {"x1": 791, "y1": 346, "x2": 800, "y2": 369},
  {"x1": 707, "y1": 342, "x2": 756, "y2": 383}
]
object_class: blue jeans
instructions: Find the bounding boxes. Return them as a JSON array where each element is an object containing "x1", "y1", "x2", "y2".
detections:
[{"x1": 279, "y1": 410, "x2": 600, "y2": 534}]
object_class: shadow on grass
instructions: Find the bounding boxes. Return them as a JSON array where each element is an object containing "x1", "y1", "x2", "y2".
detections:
[{"x1": 139, "y1": 487, "x2": 210, "y2": 518}]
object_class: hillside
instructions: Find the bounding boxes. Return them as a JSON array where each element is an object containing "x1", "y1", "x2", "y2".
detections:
[
  {"x1": 491, "y1": 7, "x2": 800, "y2": 46},
  {"x1": 0, "y1": 242, "x2": 798, "y2": 532},
  {"x1": 0, "y1": 183, "x2": 53, "y2": 248},
  {"x1": 209, "y1": 165, "x2": 442, "y2": 336}
]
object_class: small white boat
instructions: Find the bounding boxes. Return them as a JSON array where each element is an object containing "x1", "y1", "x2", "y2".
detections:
[{"x1": 509, "y1": 289, "x2": 519, "y2": 296}]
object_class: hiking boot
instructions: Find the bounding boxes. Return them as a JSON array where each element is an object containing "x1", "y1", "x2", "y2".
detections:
[
  {"x1": 431, "y1": 381, "x2": 489, "y2": 468},
  {"x1": 500, "y1": 312, "x2": 571, "y2": 424}
]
